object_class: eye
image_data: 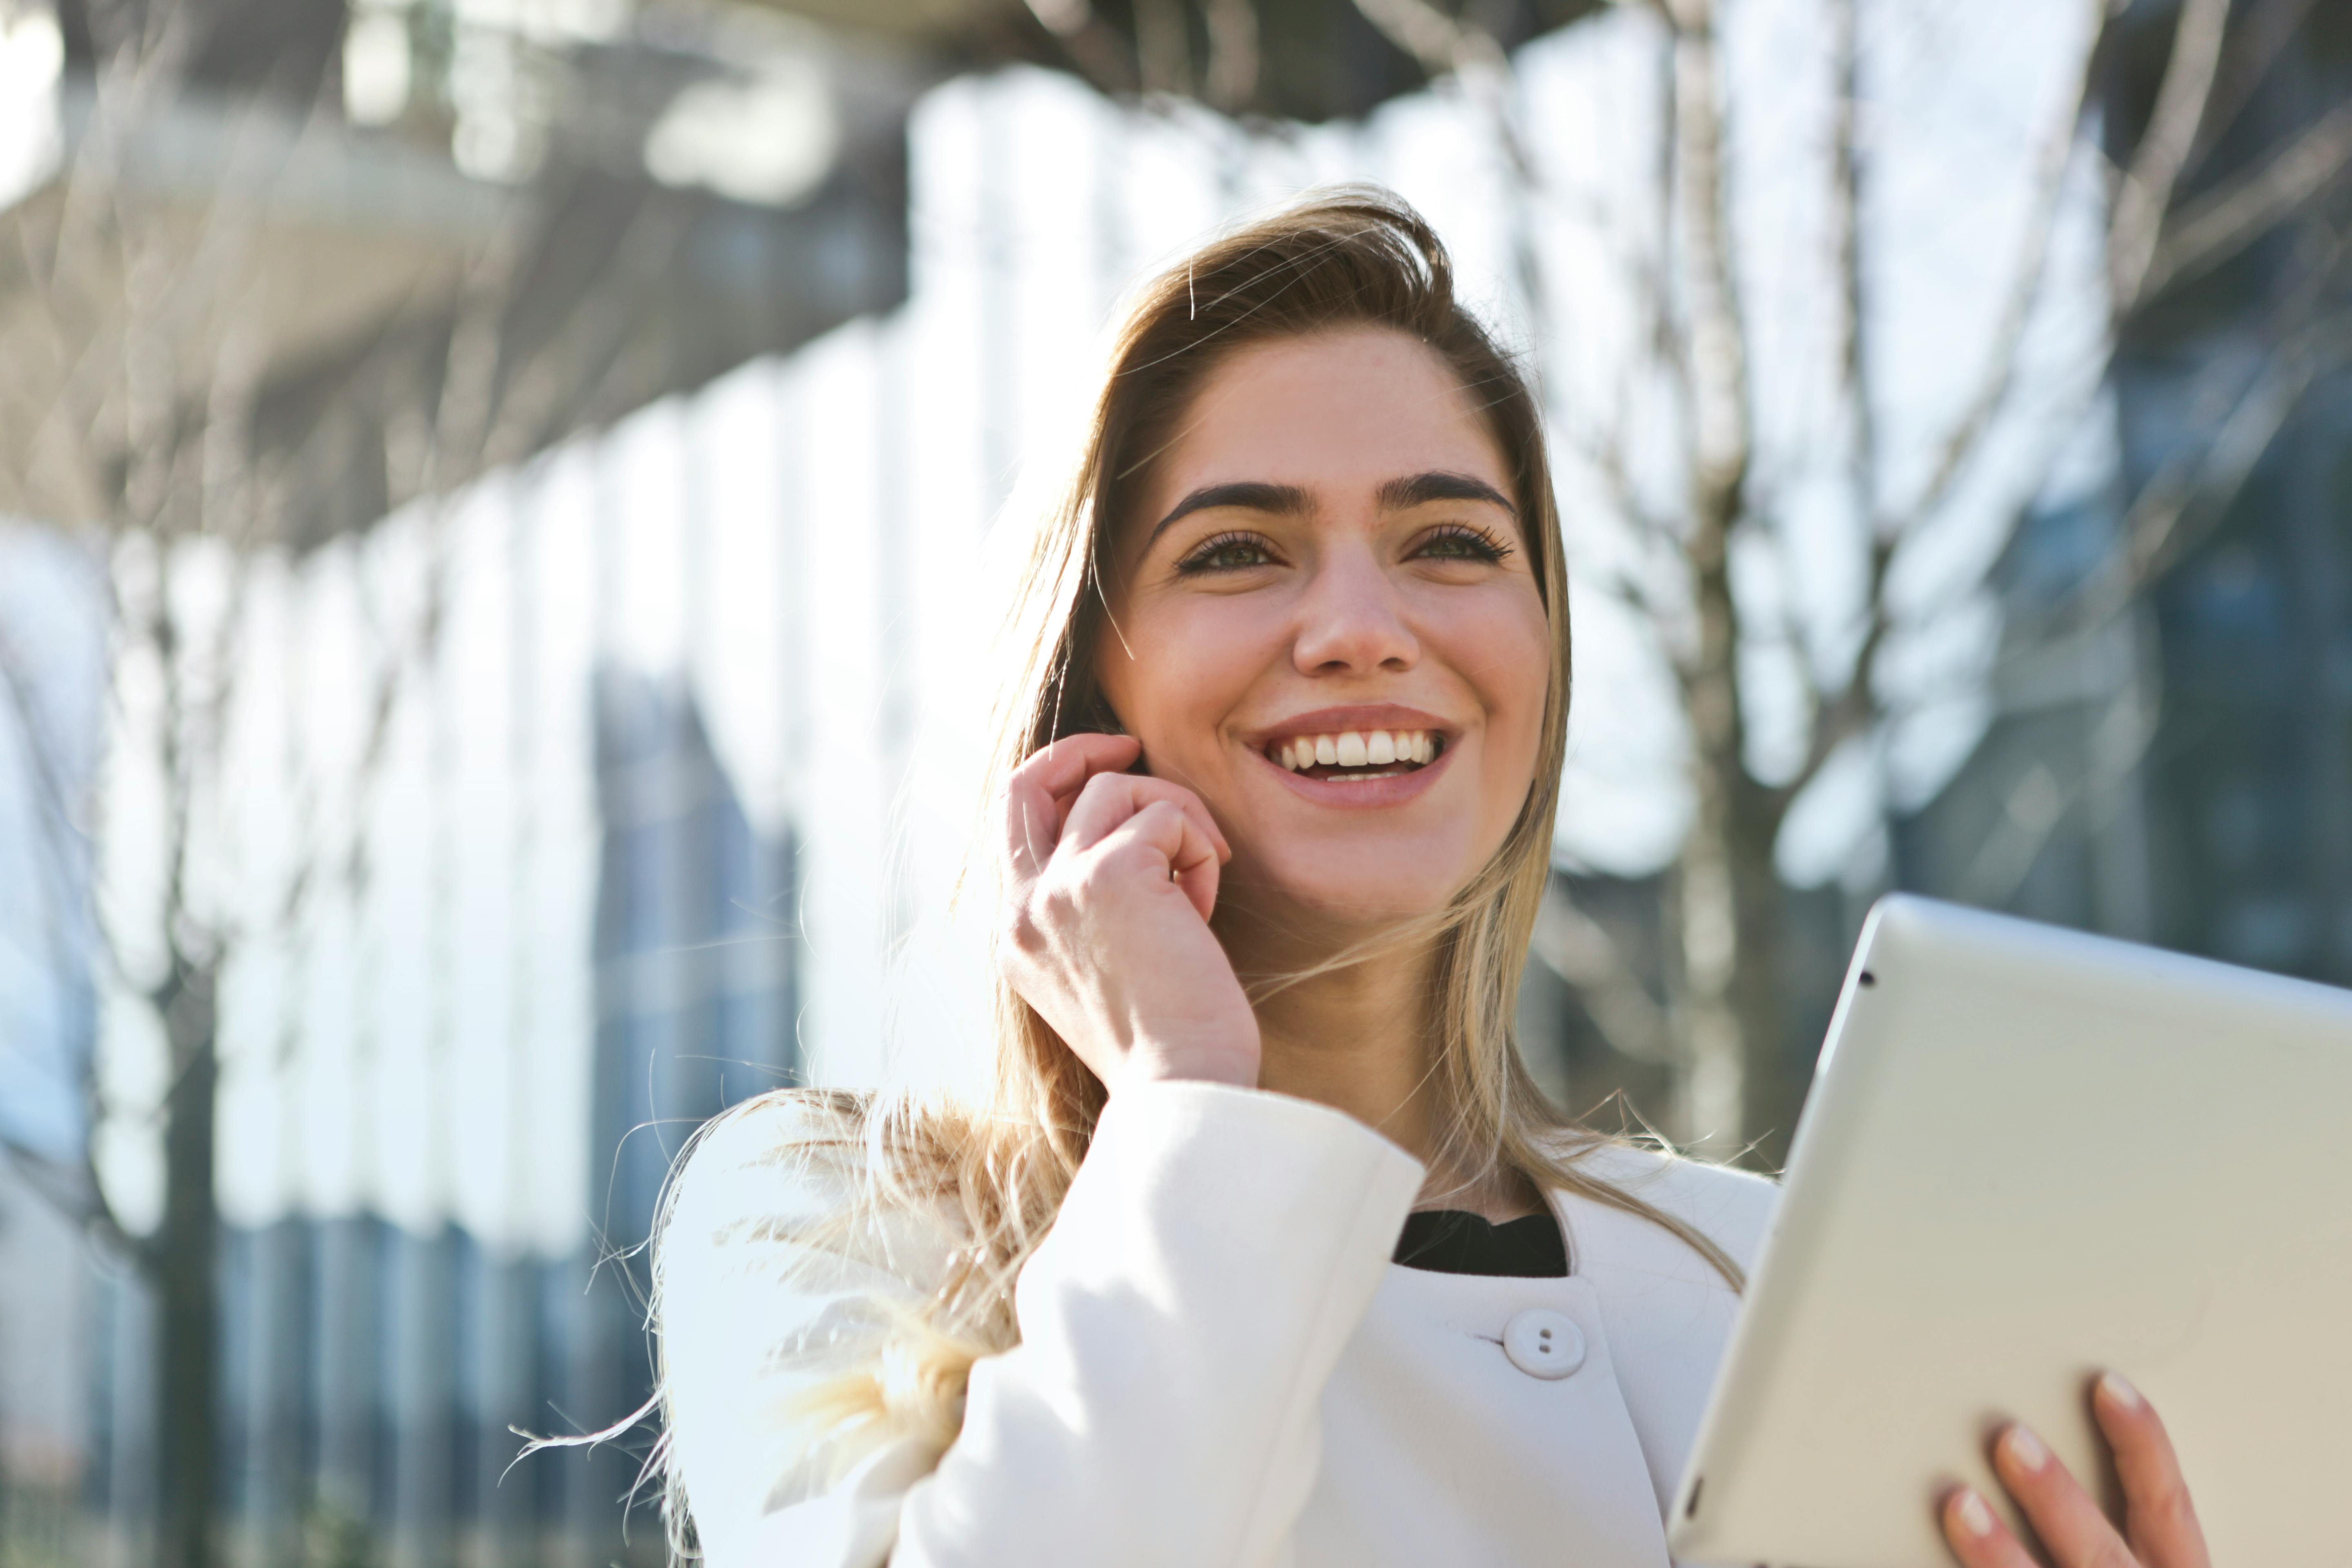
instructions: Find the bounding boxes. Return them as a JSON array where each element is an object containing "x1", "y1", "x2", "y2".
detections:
[
  {"x1": 1413, "y1": 523, "x2": 1513, "y2": 564},
  {"x1": 1175, "y1": 530, "x2": 1282, "y2": 574}
]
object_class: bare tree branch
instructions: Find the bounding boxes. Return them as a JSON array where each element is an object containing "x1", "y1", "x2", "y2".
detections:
[
  {"x1": 1349, "y1": 0, "x2": 1507, "y2": 76},
  {"x1": 2114, "y1": 318, "x2": 2348, "y2": 586},
  {"x1": 1807, "y1": 307, "x2": 2348, "y2": 810},
  {"x1": 1203, "y1": 0, "x2": 1260, "y2": 112},
  {"x1": 1788, "y1": 0, "x2": 2303, "y2": 816},
  {"x1": 2143, "y1": 96, "x2": 2352, "y2": 300},
  {"x1": 2109, "y1": 0, "x2": 2231, "y2": 309},
  {"x1": 0, "y1": 1141, "x2": 139, "y2": 1260},
  {"x1": 1529, "y1": 882, "x2": 1675, "y2": 1065},
  {"x1": 1771, "y1": 0, "x2": 1875, "y2": 744},
  {"x1": 1829, "y1": 0, "x2": 1873, "y2": 526},
  {"x1": 0, "y1": 571, "x2": 140, "y2": 1265},
  {"x1": 1900, "y1": 0, "x2": 2107, "y2": 531},
  {"x1": 1020, "y1": 0, "x2": 1143, "y2": 98},
  {"x1": 1656, "y1": 0, "x2": 1751, "y2": 529},
  {"x1": 1956, "y1": 677, "x2": 2164, "y2": 910},
  {"x1": 1133, "y1": 0, "x2": 1195, "y2": 94},
  {"x1": 1991, "y1": 302, "x2": 2352, "y2": 670},
  {"x1": 2187, "y1": 0, "x2": 2321, "y2": 174},
  {"x1": 1780, "y1": 578, "x2": 1888, "y2": 808}
]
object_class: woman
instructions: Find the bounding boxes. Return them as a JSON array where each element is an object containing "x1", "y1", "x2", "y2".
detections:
[{"x1": 654, "y1": 190, "x2": 2208, "y2": 1568}]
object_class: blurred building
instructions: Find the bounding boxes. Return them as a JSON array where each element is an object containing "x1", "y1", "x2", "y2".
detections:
[
  {"x1": 0, "y1": 521, "x2": 105, "y2": 1568},
  {"x1": 0, "y1": 1159, "x2": 91, "y2": 1568}
]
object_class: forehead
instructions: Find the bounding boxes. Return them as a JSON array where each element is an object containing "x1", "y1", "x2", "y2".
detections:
[{"x1": 1143, "y1": 327, "x2": 1510, "y2": 517}]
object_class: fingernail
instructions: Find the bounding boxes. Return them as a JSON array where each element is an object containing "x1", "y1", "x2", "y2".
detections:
[
  {"x1": 2099, "y1": 1370, "x2": 2143, "y2": 1411},
  {"x1": 1954, "y1": 1488, "x2": 1996, "y2": 1538},
  {"x1": 2003, "y1": 1424, "x2": 2049, "y2": 1472}
]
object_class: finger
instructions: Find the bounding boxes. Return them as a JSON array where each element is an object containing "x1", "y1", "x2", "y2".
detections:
[
  {"x1": 1940, "y1": 1486, "x2": 2040, "y2": 1568},
  {"x1": 1094, "y1": 799, "x2": 1224, "y2": 922},
  {"x1": 1001, "y1": 735, "x2": 1142, "y2": 876},
  {"x1": 1022, "y1": 732, "x2": 1145, "y2": 812},
  {"x1": 1991, "y1": 1423, "x2": 2134, "y2": 1568},
  {"x1": 2095, "y1": 1374, "x2": 2210, "y2": 1568},
  {"x1": 1061, "y1": 772, "x2": 1230, "y2": 864},
  {"x1": 1000, "y1": 769, "x2": 1061, "y2": 883}
]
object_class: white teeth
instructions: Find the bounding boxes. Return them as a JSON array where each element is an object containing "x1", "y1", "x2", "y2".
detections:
[{"x1": 1270, "y1": 729, "x2": 1441, "y2": 773}]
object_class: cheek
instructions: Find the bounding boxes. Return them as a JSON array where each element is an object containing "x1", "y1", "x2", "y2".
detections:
[
  {"x1": 1436, "y1": 587, "x2": 1552, "y2": 769},
  {"x1": 1102, "y1": 596, "x2": 1281, "y2": 754}
]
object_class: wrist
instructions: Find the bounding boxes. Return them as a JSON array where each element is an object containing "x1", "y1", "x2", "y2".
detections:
[{"x1": 1120, "y1": 1036, "x2": 1261, "y2": 1091}]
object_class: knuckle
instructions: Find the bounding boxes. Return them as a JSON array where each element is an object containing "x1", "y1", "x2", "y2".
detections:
[
  {"x1": 1143, "y1": 779, "x2": 1203, "y2": 813},
  {"x1": 1096, "y1": 838, "x2": 1158, "y2": 877},
  {"x1": 997, "y1": 904, "x2": 1046, "y2": 956},
  {"x1": 1132, "y1": 799, "x2": 1181, "y2": 829},
  {"x1": 1042, "y1": 873, "x2": 1094, "y2": 921},
  {"x1": 2144, "y1": 1479, "x2": 2197, "y2": 1531}
]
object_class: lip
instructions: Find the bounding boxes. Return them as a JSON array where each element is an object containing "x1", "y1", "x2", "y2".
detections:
[
  {"x1": 1242, "y1": 704, "x2": 1462, "y2": 810},
  {"x1": 1247, "y1": 704, "x2": 1459, "y2": 748}
]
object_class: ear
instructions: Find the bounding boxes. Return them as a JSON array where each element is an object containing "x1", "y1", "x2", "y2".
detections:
[{"x1": 1075, "y1": 694, "x2": 1152, "y2": 775}]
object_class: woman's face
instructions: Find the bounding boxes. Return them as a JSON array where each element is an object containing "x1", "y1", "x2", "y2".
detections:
[{"x1": 1095, "y1": 325, "x2": 1552, "y2": 936}]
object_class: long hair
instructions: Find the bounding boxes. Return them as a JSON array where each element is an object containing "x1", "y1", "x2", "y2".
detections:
[{"x1": 649, "y1": 187, "x2": 1743, "y2": 1548}]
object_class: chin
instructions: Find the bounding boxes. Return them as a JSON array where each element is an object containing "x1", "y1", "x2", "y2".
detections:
[{"x1": 1233, "y1": 848, "x2": 1473, "y2": 935}]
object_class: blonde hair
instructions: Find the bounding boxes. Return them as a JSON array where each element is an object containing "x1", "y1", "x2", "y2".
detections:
[{"x1": 649, "y1": 187, "x2": 1743, "y2": 1550}]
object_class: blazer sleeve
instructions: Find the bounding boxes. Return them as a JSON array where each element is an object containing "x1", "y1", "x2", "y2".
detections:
[{"x1": 661, "y1": 1080, "x2": 1428, "y2": 1568}]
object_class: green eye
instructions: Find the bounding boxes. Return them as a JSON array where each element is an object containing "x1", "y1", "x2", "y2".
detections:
[
  {"x1": 1416, "y1": 525, "x2": 1511, "y2": 563},
  {"x1": 1177, "y1": 532, "x2": 1278, "y2": 573}
]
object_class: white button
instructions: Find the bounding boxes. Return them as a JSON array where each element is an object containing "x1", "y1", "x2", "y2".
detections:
[{"x1": 1502, "y1": 1308, "x2": 1586, "y2": 1379}]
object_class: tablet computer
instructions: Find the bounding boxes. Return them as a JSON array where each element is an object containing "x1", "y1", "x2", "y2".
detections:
[{"x1": 1666, "y1": 895, "x2": 2352, "y2": 1568}]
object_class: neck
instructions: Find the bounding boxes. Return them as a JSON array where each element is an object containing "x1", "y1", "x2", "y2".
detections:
[
  {"x1": 1248, "y1": 941, "x2": 1441, "y2": 1155},
  {"x1": 1218, "y1": 908, "x2": 1537, "y2": 1222}
]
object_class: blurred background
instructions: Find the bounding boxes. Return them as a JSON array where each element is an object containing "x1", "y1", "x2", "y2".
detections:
[{"x1": 0, "y1": 0, "x2": 2346, "y2": 1564}]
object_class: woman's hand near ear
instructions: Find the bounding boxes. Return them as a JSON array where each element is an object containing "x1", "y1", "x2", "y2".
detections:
[
  {"x1": 996, "y1": 733, "x2": 1261, "y2": 1092},
  {"x1": 1938, "y1": 1374, "x2": 2210, "y2": 1568}
]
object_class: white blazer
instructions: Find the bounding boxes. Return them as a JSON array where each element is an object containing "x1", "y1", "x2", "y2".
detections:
[{"x1": 660, "y1": 1080, "x2": 1780, "y2": 1568}]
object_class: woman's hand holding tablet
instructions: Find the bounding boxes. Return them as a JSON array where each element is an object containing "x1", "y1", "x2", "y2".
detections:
[
  {"x1": 1668, "y1": 897, "x2": 2351, "y2": 1567},
  {"x1": 1939, "y1": 1373, "x2": 2211, "y2": 1568}
]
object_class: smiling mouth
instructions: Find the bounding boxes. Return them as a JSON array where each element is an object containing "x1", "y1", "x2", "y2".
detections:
[{"x1": 1265, "y1": 728, "x2": 1447, "y2": 782}]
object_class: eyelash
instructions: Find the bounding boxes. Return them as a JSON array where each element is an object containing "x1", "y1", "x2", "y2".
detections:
[
  {"x1": 1417, "y1": 523, "x2": 1513, "y2": 564},
  {"x1": 1174, "y1": 531, "x2": 1279, "y2": 574},
  {"x1": 1171, "y1": 523, "x2": 1514, "y2": 575}
]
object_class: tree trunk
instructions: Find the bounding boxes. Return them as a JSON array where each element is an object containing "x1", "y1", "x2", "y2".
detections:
[
  {"x1": 1674, "y1": 535, "x2": 1791, "y2": 1163},
  {"x1": 153, "y1": 957, "x2": 220, "y2": 1568},
  {"x1": 1663, "y1": 0, "x2": 1792, "y2": 1167}
]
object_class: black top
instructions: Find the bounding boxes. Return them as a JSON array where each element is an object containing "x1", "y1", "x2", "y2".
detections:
[{"x1": 1392, "y1": 1209, "x2": 1569, "y2": 1278}]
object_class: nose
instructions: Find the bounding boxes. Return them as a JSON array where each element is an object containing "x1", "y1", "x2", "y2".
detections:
[{"x1": 1292, "y1": 543, "x2": 1418, "y2": 676}]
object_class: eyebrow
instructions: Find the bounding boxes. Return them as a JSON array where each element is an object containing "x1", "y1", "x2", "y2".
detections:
[
  {"x1": 1145, "y1": 470, "x2": 1515, "y2": 550},
  {"x1": 1377, "y1": 470, "x2": 1517, "y2": 516},
  {"x1": 1147, "y1": 481, "x2": 1312, "y2": 547}
]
